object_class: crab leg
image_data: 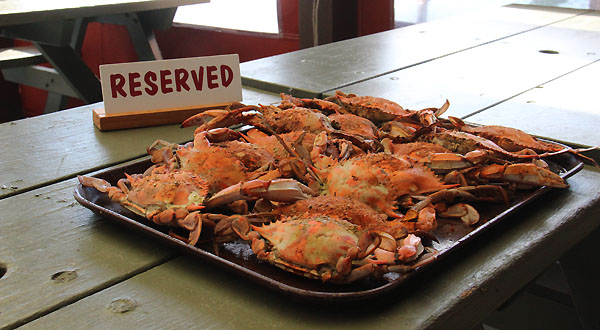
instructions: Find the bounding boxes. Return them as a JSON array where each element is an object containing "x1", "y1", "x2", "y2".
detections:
[
  {"x1": 383, "y1": 247, "x2": 440, "y2": 274},
  {"x1": 520, "y1": 146, "x2": 600, "y2": 168},
  {"x1": 176, "y1": 212, "x2": 202, "y2": 245},
  {"x1": 204, "y1": 179, "x2": 318, "y2": 208},
  {"x1": 279, "y1": 93, "x2": 345, "y2": 114},
  {"x1": 438, "y1": 203, "x2": 480, "y2": 225},
  {"x1": 181, "y1": 106, "x2": 260, "y2": 132},
  {"x1": 78, "y1": 175, "x2": 111, "y2": 192},
  {"x1": 78, "y1": 175, "x2": 128, "y2": 201},
  {"x1": 478, "y1": 163, "x2": 568, "y2": 188}
]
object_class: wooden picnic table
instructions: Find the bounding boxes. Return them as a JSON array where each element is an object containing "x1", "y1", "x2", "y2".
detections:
[
  {"x1": 2, "y1": 4, "x2": 599, "y2": 330},
  {"x1": 0, "y1": 0, "x2": 209, "y2": 113}
]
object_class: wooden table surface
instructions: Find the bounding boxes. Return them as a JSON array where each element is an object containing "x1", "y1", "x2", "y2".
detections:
[
  {"x1": 241, "y1": 5, "x2": 591, "y2": 98},
  {"x1": 2, "y1": 4, "x2": 600, "y2": 330}
]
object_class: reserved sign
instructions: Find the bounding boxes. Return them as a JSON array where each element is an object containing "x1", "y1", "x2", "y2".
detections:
[{"x1": 99, "y1": 54, "x2": 242, "y2": 114}]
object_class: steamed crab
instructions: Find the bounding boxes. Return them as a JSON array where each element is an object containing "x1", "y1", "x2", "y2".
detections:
[
  {"x1": 317, "y1": 153, "x2": 454, "y2": 221},
  {"x1": 382, "y1": 140, "x2": 487, "y2": 172},
  {"x1": 231, "y1": 214, "x2": 431, "y2": 283},
  {"x1": 326, "y1": 91, "x2": 449, "y2": 127},
  {"x1": 273, "y1": 195, "x2": 409, "y2": 239},
  {"x1": 381, "y1": 139, "x2": 566, "y2": 188},
  {"x1": 445, "y1": 163, "x2": 568, "y2": 189},
  {"x1": 147, "y1": 128, "x2": 277, "y2": 193},
  {"x1": 182, "y1": 104, "x2": 335, "y2": 136},
  {"x1": 233, "y1": 215, "x2": 381, "y2": 283},
  {"x1": 78, "y1": 170, "x2": 209, "y2": 245},
  {"x1": 449, "y1": 116, "x2": 599, "y2": 166},
  {"x1": 272, "y1": 195, "x2": 436, "y2": 264},
  {"x1": 279, "y1": 93, "x2": 381, "y2": 140},
  {"x1": 181, "y1": 103, "x2": 378, "y2": 153}
]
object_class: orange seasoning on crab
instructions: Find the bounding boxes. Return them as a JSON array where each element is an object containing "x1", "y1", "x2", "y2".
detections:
[{"x1": 322, "y1": 153, "x2": 453, "y2": 218}]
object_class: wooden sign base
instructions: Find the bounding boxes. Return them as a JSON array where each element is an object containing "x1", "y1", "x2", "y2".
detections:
[{"x1": 92, "y1": 104, "x2": 228, "y2": 131}]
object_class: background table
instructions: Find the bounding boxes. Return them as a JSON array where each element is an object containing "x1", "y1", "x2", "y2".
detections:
[
  {"x1": 241, "y1": 5, "x2": 591, "y2": 98},
  {"x1": 0, "y1": 0, "x2": 209, "y2": 113},
  {"x1": 2, "y1": 4, "x2": 599, "y2": 330}
]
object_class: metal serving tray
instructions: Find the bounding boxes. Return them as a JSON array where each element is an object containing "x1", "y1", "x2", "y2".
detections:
[{"x1": 74, "y1": 152, "x2": 583, "y2": 302}]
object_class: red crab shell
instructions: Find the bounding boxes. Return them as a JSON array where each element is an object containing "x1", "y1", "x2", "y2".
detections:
[
  {"x1": 322, "y1": 153, "x2": 453, "y2": 218},
  {"x1": 383, "y1": 141, "x2": 452, "y2": 160},
  {"x1": 274, "y1": 195, "x2": 408, "y2": 239},
  {"x1": 176, "y1": 141, "x2": 275, "y2": 192},
  {"x1": 324, "y1": 153, "x2": 449, "y2": 218},
  {"x1": 122, "y1": 171, "x2": 209, "y2": 216},
  {"x1": 462, "y1": 125, "x2": 564, "y2": 153},
  {"x1": 333, "y1": 91, "x2": 412, "y2": 124},
  {"x1": 244, "y1": 129, "x2": 316, "y2": 161},
  {"x1": 255, "y1": 105, "x2": 336, "y2": 135},
  {"x1": 250, "y1": 215, "x2": 375, "y2": 282},
  {"x1": 328, "y1": 113, "x2": 380, "y2": 140}
]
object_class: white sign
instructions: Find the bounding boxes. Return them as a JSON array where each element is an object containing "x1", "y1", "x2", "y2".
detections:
[{"x1": 99, "y1": 54, "x2": 242, "y2": 114}]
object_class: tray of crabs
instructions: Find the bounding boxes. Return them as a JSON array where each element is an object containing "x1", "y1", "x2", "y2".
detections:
[{"x1": 74, "y1": 92, "x2": 586, "y2": 301}]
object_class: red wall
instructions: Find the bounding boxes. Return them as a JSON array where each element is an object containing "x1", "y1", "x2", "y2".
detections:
[{"x1": 157, "y1": 0, "x2": 300, "y2": 62}]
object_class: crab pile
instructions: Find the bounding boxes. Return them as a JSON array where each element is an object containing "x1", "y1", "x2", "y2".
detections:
[{"x1": 79, "y1": 91, "x2": 593, "y2": 284}]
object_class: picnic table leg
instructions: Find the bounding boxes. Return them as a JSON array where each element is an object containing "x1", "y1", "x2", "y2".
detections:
[
  {"x1": 34, "y1": 42, "x2": 102, "y2": 104},
  {"x1": 559, "y1": 226, "x2": 600, "y2": 330}
]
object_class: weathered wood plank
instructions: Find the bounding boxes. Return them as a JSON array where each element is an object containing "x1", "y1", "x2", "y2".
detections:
[
  {"x1": 241, "y1": 5, "x2": 588, "y2": 97},
  {"x1": 0, "y1": 87, "x2": 280, "y2": 199},
  {"x1": 464, "y1": 60, "x2": 600, "y2": 150},
  {"x1": 0, "y1": 177, "x2": 176, "y2": 329},
  {"x1": 20, "y1": 167, "x2": 600, "y2": 329},
  {"x1": 335, "y1": 11, "x2": 600, "y2": 119}
]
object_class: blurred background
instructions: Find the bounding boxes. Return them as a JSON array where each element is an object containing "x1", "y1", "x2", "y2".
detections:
[{"x1": 1, "y1": 0, "x2": 598, "y2": 123}]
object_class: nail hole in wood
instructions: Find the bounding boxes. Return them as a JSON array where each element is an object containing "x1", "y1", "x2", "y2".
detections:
[
  {"x1": 539, "y1": 50, "x2": 559, "y2": 54},
  {"x1": 0, "y1": 262, "x2": 6, "y2": 279},
  {"x1": 108, "y1": 298, "x2": 137, "y2": 313},
  {"x1": 51, "y1": 270, "x2": 78, "y2": 283}
]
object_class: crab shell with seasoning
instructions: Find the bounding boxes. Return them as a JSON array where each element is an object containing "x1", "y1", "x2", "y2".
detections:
[
  {"x1": 273, "y1": 195, "x2": 434, "y2": 264},
  {"x1": 319, "y1": 153, "x2": 455, "y2": 219},
  {"x1": 147, "y1": 129, "x2": 277, "y2": 193},
  {"x1": 274, "y1": 195, "x2": 410, "y2": 240},
  {"x1": 233, "y1": 215, "x2": 386, "y2": 283},
  {"x1": 78, "y1": 170, "x2": 209, "y2": 245}
]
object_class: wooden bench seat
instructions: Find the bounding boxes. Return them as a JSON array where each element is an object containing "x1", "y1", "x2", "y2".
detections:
[{"x1": 0, "y1": 45, "x2": 45, "y2": 69}]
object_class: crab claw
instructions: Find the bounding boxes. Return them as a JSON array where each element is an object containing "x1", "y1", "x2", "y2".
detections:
[
  {"x1": 180, "y1": 109, "x2": 229, "y2": 128},
  {"x1": 204, "y1": 179, "x2": 317, "y2": 208},
  {"x1": 384, "y1": 247, "x2": 439, "y2": 274},
  {"x1": 78, "y1": 175, "x2": 112, "y2": 192},
  {"x1": 179, "y1": 211, "x2": 202, "y2": 246},
  {"x1": 181, "y1": 106, "x2": 259, "y2": 132},
  {"x1": 479, "y1": 163, "x2": 567, "y2": 188},
  {"x1": 404, "y1": 199, "x2": 438, "y2": 232},
  {"x1": 422, "y1": 153, "x2": 473, "y2": 171},
  {"x1": 366, "y1": 234, "x2": 426, "y2": 266},
  {"x1": 439, "y1": 203, "x2": 480, "y2": 225},
  {"x1": 147, "y1": 139, "x2": 177, "y2": 164},
  {"x1": 396, "y1": 234, "x2": 425, "y2": 263}
]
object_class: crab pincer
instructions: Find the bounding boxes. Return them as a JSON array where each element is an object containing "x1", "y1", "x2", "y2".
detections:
[{"x1": 204, "y1": 178, "x2": 317, "y2": 208}]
